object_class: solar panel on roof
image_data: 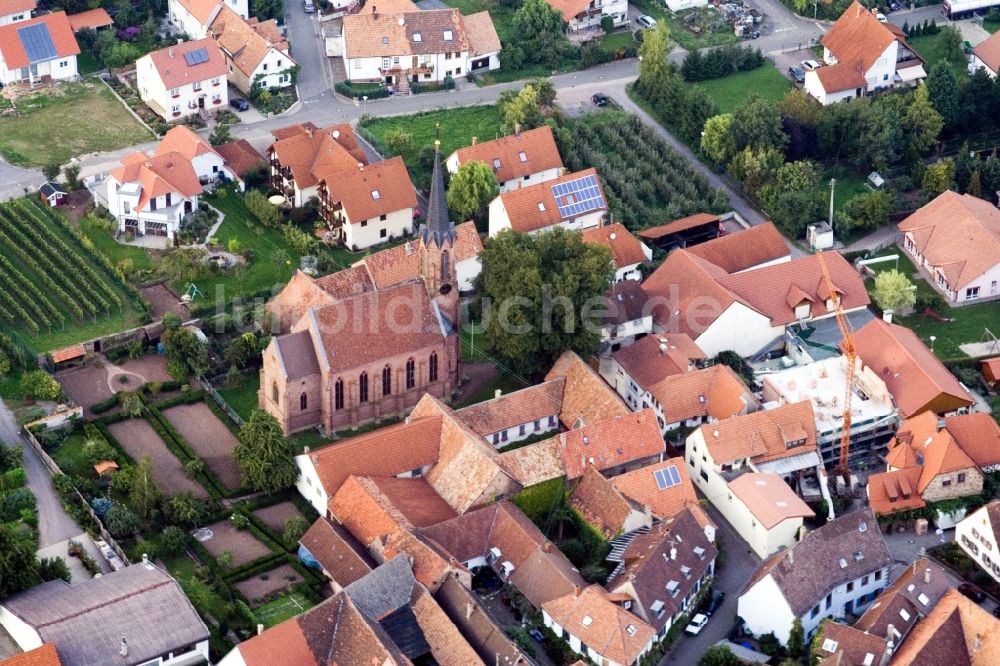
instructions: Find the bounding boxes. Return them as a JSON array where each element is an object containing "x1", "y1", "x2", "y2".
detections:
[
  {"x1": 17, "y1": 23, "x2": 57, "y2": 64},
  {"x1": 653, "y1": 465, "x2": 682, "y2": 490},
  {"x1": 552, "y1": 174, "x2": 604, "y2": 220},
  {"x1": 184, "y1": 47, "x2": 209, "y2": 66}
]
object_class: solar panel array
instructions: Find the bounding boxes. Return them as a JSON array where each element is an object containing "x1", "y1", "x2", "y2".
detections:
[
  {"x1": 184, "y1": 48, "x2": 210, "y2": 66},
  {"x1": 551, "y1": 174, "x2": 604, "y2": 220},
  {"x1": 653, "y1": 465, "x2": 682, "y2": 490},
  {"x1": 17, "y1": 24, "x2": 57, "y2": 64}
]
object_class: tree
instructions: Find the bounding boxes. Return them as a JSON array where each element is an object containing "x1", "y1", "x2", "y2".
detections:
[
  {"x1": 787, "y1": 618, "x2": 805, "y2": 662},
  {"x1": 20, "y1": 371, "x2": 61, "y2": 401},
  {"x1": 698, "y1": 645, "x2": 741, "y2": 666},
  {"x1": 118, "y1": 391, "x2": 144, "y2": 418},
  {"x1": 873, "y1": 269, "x2": 917, "y2": 314},
  {"x1": 283, "y1": 516, "x2": 309, "y2": 546},
  {"x1": 234, "y1": 409, "x2": 298, "y2": 492},
  {"x1": 701, "y1": 114, "x2": 737, "y2": 165},
  {"x1": 244, "y1": 189, "x2": 281, "y2": 227},
  {"x1": 162, "y1": 325, "x2": 208, "y2": 380},
  {"x1": 837, "y1": 190, "x2": 892, "y2": 233},
  {"x1": 510, "y1": 0, "x2": 568, "y2": 68},
  {"x1": 926, "y1": 61, "x2": 960, "y2": 130},
  {"x1": 62, "y1": 164, "x2": 81, "y2": 191},
  {"x1": 161, "y1": 525, "x2": 190, "y2": 555},
  {"x1": 713, "y1": 350, "x2": 753, "y2": 384},
  {"x1": 499, "y1": 85, "x2": 544, "y2": 131},
  {"x1": 637, "y1": 23, "x2": 672, "y2": 103},
  {"x1": 759, "y1": 159, "x2": 824, "y2": 238},
  {"x1": 730, "y1": 93, "x2": 787, "y2": 153},
  {"x1": 251, "y1": 0, "x2": 283, "y2": 21},
  {"x1": 37, "y1": 557, "x2": 71, "y2": 583},
  {"x1": 780, "y1": 88, "x2": 821, "y2": 127},
  {"x1": 447, "y1": 160, "x2": 499, "y2": 224},
  {"x1": 105, "y1": 503, "x2": 140, "y2": 538},
  {"x1": 678, "y1": 85, "x2": 718, "y2": 145},
  {"x1": 475, "y1": 228, "x2": 613, "y2": 376},
  {"x1": 728, "y1": 146, "x2": 783, "y2": 195},
  {"x1": 902, "y1": 85, "x2": 943, "y2": 156},
  {"x1": 225, "y1": 332, "x2": 264, "y2": 370},
  {"x1": 216, "y1": 550, "x2": 234, "y2": 574},
  {"x1": 164, "y1": 492, "x2": 207, "y2": 527},
  {"x1": 922, "y1": 157, "x2": 955, "y2": 195},
  {"x1": 209, "y1": 123, "x2": 232, "y2": 146},
  {"x1": 129, "y1": 455, "x2": 160, "y2": 520},
  {"x1": 0, "y1": 524, "x2": 35, "y2": 596},
  {"x1": 42, "y1": 162, "x2": 61, "y2": 181},
  {"x1": 941, "y1": 25, "x2": 965, "y2": 62},
  {"x1": 961, "y1": 67, "x2": 999, "y2": 132},
  {"x1": 526, "y1": 78, "x2": 557, "y2": 107},
  {"x1": 159, "y1": 247, "x2": 206, "y2": 283},
  {"x1": 383, "y1": 128, "x2": 412, "y2": 156}
]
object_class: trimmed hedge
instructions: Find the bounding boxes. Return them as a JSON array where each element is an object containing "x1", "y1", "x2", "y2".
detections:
[
  {"x1": 335, "y1": 81, "x2": 391, "y2": 100},
  {"x1": 90, "y1": 394, "x2": 120, "y2": 414}
]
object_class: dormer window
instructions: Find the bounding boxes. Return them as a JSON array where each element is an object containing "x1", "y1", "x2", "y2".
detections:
[
  {"x1": 680, "y1": 565, "x2": 692, "y2": 579},
  {"x1": 650, "y1": 599, "x2": 665, "y2": 618},
  {"x1": 625, "y1": 624, "x2": 636, "y2": 636},
  {"x1": 666, "y1": 581, "x2": 679, "y2": 597},
  {"x1": 413, "y1": 32, "x2": 422, "y2": 42},
  {"x1": 537, "y1": 202, "x2": 545, "y2": 211},
  {"x1": 382, "y1": 36, "x2": 389, "y2": 44},
  {"x1": 492, "y1": 158, "x2": 501, "y2": 170},
  {"x1": 693, "y1": 546, "x2": 705, "y2": 560},
  {"x1": 518, "y1": 151, "x2": 527, "y2": 162},
  {"x1": 372, "y1": 190, "x2": 381, "y2": 200},
  {"x1": 443, "y1": 29, "x2": 453, "y2": 41},
  {"x1": 582, "y1": 615, "x2": 593, "y2": 627}
]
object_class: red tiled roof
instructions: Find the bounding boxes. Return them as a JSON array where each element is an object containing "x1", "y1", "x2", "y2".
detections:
[
  {"x1": 814, "y1": 623, "x2": 887, "y2": 666},
  {"x1": 699, "y1": 400, "x2": 815, "y2": 465},
  {"x1": 451, "y1": 126, "x2": 563, "y2": 186},
  {"x1": 637, "y1": 213, "x2": 720, "y2": 240},
  {"x1": 822, "y1": 1, "x2": 912, "y2": 73},
  {"x1": 209, "y1": 4, "x2": 291, "y2": 78},
  {"x1": 543, "y1": 0, "x2": 590, "y2": 22},
  {"x1": 344, "y1": 9, "x2": 478, "y2": 59},
  {"x1": 0, "y1": 0, "x2": 36, "y2": 16},
  {"x1": 453, "y1": 379, "x2": 563, "y2": 437},
  {"x1": 462, "y1": 10, "x2": 501, "y2": 55},
  {"x1": 110, "y1": 150, "x2": 203, "y2": 212},
  {"x1": 143, "y1": 38, "x2": 226, "y2": 90},
  {"x1": 727, "y1": 472, "x2": 814, "y2": 529},
  {"x1": 813, "y1": 61, "x2": 867, "y2": 93},
  {"x1": 890, "y1": 588, "x2": 1000, "y2": 665},
  {"x1": 612, "y1": 333, "x2": 706, "y2": 389},
  {"x1": 544, "y1": 350, "x2": 630, "y2": 428},
  {"x1": 174, "y1": 0, "x2": 224, "y2": 25},
  {"x1": 50, "y1": 344, "x2": 85, "y2": 364},
  {"x1": 569, "y1": 466, "x2": 635, "y2": 538},
  {"x1": 497, "y1": 168, "x2": 607, "y2": 233},
  {"x1": 866, "y1": 467, "x2": 925, "y2": 515},
  {"x1": 214, "y1": 139, "x2": 264, "y2": 177},
  {"x1": 685, "y1": 222, "x2": 790, "y2": 272},
  {"x1": 582, "y1": 223, "x2": 649, "y2": 269},
  {"x1": 330, "y1": 475, "x2": 457, "y2": 545},
  {"x1": 0, "y1": 644, "x2": 62, "y2": 666},
  {"x1": 542, "y1": 586, "x2": 656, "y2": 665},
  {"x1": 67, "y1": 8, "x2": 113, "y2": 31},
  {"x1": 0, "y1": 12, "x2": 79, "y2": 70},
  {"x1": 611, "y1": 457, "x2": 698, "y2": 520},
  {"x1": 652, "y1": 364, "x2": 754, "y2": 427},
  {"x1": 973, "y1": 29, "x2": 1000, "y2": 73},
  {"x1": 155, "y1": 124, "x2": 217, "y2": 161},
  {"x1": 270, "y1": 123, "x2": 366, "y2": 189},
  {"x1": 322, "y1": 157, "x2": 416, "y2": 225},
  {"x1": 982, "y1": 357, "x2": 1000, "y2": 383},
  {"x1": 945, "y1": 412, "x2": 1000, "y2": 469},
  {"x1": 298, "y1": 518, "x2": 374, "y2": 587},
  {"x1": 558, "y1": 409, "x2": 664, "y2": 480}
]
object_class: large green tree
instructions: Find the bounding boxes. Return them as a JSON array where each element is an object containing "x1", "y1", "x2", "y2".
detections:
[
  {"x1": 509, "y1": 0, "x2": 568, "y2": 68},
  {"x1": 636, "y1": 24, "x2": 672, "y2": 103},
  {"x1": 698, "y1": 645, "x2": 741, "y2": 666},
  {"x1": 701, "y1": 114, "x2": 737, "y2": 165},
  {"x1": 162, "y1": 325, "x2": 208, "y2": 381},
  {"x1": 0, "y1": 524, "x2": 35, "y2": 596},
  {"x1": 234, "y1": 409, "x2": 297, "y2": 493},
  {"x1": 902, "y1": 85, "x2": 944, "y2": 156},
  {"x1": 499, "y1": 85, "x2": 544, "y2": 131},
  {"x1": 873, "y1": 269, "x2": 917, "y2": 314},
  {"x1": 447, "y1": 160, "x2": 499, "y2": 225},
  {"x1": 926, "y1": 61, "x2": 960, "y2": 130},
  {"x1": 128, "y1": 455, "x2": 160, "y2": 520},
  {"x1": 475, "y1": 228, "x2": 613, "y2": 377},
  {"x1": 730, "y1": 93, "x2": 787, "y2": 154}
]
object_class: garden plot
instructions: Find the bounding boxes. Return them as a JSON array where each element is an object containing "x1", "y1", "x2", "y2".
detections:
[
  {"x1": 117, "y1": 355, "x2": 172, "y2": 383},
  {"x1": 199, "y1": 519, "x2": 273, "y2": 567},
  {"x1": 57, "y1": 365, "x2": 115, "y2": 416},
  {"x1": 234, "y1": 564, "x2": 304, "y2": 605},
  {"x1": 106, "y1": 419, "x2": 208, "y2": 498},
  {"x1": 162, "y1": 402, "x2": 241, "y2": 490},
  {"x1": 251, "y1": 501, "x2": 304, "y2": 533}
]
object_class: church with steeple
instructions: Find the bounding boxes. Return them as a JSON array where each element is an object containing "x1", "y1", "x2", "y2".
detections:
[{"x1": 257, "y1": 140, "x2": 483, "y2": 435}]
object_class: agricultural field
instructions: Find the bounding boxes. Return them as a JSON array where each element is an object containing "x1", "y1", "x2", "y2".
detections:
[
  {"x1": 162, "y1": 403, "x2": 242, "y2": 491},
  {"x1": 0, "y1": 198, "x2": 145, "y2": 351},
  {"x1": 562, "y1": 111, "x2": 728, "y2": 230}
]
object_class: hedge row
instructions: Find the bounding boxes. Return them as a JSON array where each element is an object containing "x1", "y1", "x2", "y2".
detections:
[
  {"x1": 145, "y1": 403, "x2": 231, "y2": 499},
  {"x1": 334, "y1": 81, "x2": 391, "y2": 100}
]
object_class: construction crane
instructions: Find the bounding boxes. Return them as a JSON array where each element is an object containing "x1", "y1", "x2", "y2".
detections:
[{"x1": 817, "y1": 251, "x2": 855, "y2": 489}]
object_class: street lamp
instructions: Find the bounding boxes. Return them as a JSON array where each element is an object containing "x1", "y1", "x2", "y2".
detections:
[
  {"x1": 929, "y1": 335, "x2": 937, "y2": 352},
  {"x1": 362, "y1": 95, "x2": 368, "y2": 115}
]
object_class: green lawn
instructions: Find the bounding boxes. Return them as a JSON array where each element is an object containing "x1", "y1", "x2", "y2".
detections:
[
  {"x1": 908, "y1": 33, "x2": 968, "y2": 78},
  {"x1": 863, "y1": 247, "x2": 939, "y2": 306},
  {"x1": 255, "y1": 591, "x2": 315, "y2": 627},
  {"x1": 0, "y1": 372, "x2": 22, "y2": 400},
  {"x1": 454, "y1": 372, "x2": 529, "y2": 408},
  {"x1": 79, "y1": 216, "x2": 155, "y2": 272},
  {"x1": 217, "y1": 373, "x2": 260, "y2": 422},
  {"x1": 51, "y1": 429, "x2": 93, "y2": 480},
  {"x1": 630, "y1": 0, "x2": 738, "y2": 50},
  {"x1": 0, "y1": 80, "x2": 153, "y2": 167},
  {"x1": 599, "y1": 30, "x2": 637, "y2": 55},
  {"x1": 897, "y1": 300, "x2": 1000, "y2": 361},
  {"x1": 696, "y1": 66, "x2": 793, "y2": 114},
  {"x1": 77, "y1": 53, "x2": 103, "y2": 76},
  {"x1": 360, "y1": 106, "x2": 504, "y2": 186}
]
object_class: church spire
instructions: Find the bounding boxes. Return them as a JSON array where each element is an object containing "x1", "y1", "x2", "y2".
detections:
[{"x1": 422, "y1": 133, "x2": 454, "y2": 248}]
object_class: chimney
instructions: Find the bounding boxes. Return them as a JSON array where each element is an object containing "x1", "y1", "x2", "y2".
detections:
[
  {"x1": 304, "y1": 446, "x2": 310, "y2": 455},
  {"x1": 471, "y1": 136, "x2": 478, "y2": 145},
  {"x1": 120, "y1": 638, "x2": 128, "y2": 658},
  {"x1": 924, "y1": 567, "x2": 931, "y2": 584},
  {"x1": 465, "y1": 602, "x2": 474, "y2": 620},
  {"x1": 573, "y1": 585, "x2": 581, "y2": 597},
  {"x1": 975, "y1": 634, "x2": 983, "y2": 652},
  {"x1": 495, "y1": 389, "x2": 502, "y2": 399},
  {"x1": 659, "y1": 343, "x2": 668, "y2": 356},
  {"x1": 559, "y1": 433, "x2": 567, "y2": 448},
  {"x1": 311, "y1": 453, "x2": 318, "y2": 464},
  {"x1": 257, "y1": 623, "x2": 264, "y2": 635},
  {"x1": 372, "y1": 4, "x2": 377, "y2": 15},
  {"x1": 514, "y1": 123, "x2": 521, "y2": 136},
  {"x1": 405, "y1": 241, "x2": 412, "y2": 255},
  {"x1": 543, "y1": 541, "x2": 551, "y2": 553},
  {"x1": 788, "y1": 548, "x2": 793, "y2": 566},
  {"x1": 176, "y1": 38, "x2": 183, "y2": 45}
]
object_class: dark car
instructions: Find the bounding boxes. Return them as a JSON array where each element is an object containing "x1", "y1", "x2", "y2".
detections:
[
  {"x1": 705, "y1": 590, "x2": 726, "y2": 616},
  {"x1": 592, "y1": 93, "x2": 609, "y2": 107},
  {"x1": 959, "y1": 583, "x2": 987, "y2": 603},
  {"x1": 993, "y1": 606, "x2": 1000, "y2": 619},
  {"x1": 788, "y1": 66, "x2": 806, "y2": 84},
  {"x1": 528, "y1": 628, "x2": 544, "y2": 642},
  {"x1": 229, "y1": 98, "x2": 250, "y2": 112}
]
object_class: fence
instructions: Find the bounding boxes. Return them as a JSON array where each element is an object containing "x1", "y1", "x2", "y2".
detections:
[
  {"x1": 21, "y1": 418, "x2": 132, "y2": 567},
  {"x1": 200, "y1": 375, "x2": 245, "y2": 427}
]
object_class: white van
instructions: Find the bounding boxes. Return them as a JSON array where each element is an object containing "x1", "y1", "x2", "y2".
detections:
[{"x1": 304, "y1": 0, "x2": 315, "y2": 13}]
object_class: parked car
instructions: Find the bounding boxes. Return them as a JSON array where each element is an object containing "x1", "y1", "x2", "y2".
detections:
[
  {"x1": 788, "y1": 66, "x2": 805, "y2": 84},
  {"x1": 705, "y1": 590, "x2": 726, "y2": 617},
  {"x1": 876, "y1": 12, "x2": 887, "y2": 22},
  {"x1": 636, "y1": 15, "x2": 657, "y2": 29},
  {"x1": 528, "y1": 628, "x2": 544, "y2": 642},
  {"x1": 592, "y1": 93, "x2": 609, "y2": 107},
  {"x1": 229, "y1": 98, "x2": 250, "y2": 112},
  {"x1": 685, "y1": 614, "x2": 710, "y2": 635},
  {"x1": 993, "y1": 606, "x2": 1000, "y2": 619},
  {"x1": 959, "y1": 583, "x2": 987, "y2": 603},
  {"x1": 304, "y1": 0, "x2": 315, "y2": 12},
  {"x1": 801, "y1": 59, "x2": 821, "y2": 71}
]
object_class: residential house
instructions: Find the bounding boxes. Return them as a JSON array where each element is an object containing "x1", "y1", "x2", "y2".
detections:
[
  {"x1": 260, "y1": 144, "x2": 462, "y2": 434},
  {"x1": 761, "y1": 354, "x2": 899, "y2": 468},
  {"x1": 0, "y1": 0, "x2": 34, "y2": 26},
  {"x1": 340, "y1": 7, "x2": 500, "y2": 85},
  {"x1": 104, "y1": 150, "x2": 202, "y2": 240},
  {"x1": 66, "y1": 8, "x2": 113, "y2": 32},
  {"x1": 686, "y1": 402, "x2": 823, "y2": 558},
  {"x1": 637, "y1": 213, "x2": 724, "y2": 252},
  {"x1": 433, "y1": 575, "x2": 534, "y2": 665},
  {"x1": 600, "y1": 280, "x2": 653, "y2": 353},
  {"x1": 972, "y1": 29, "x2": 1000, "y2": 77},
  {"x1": 983, "y1": 357, "x2": 1000, "y2": 386},
  {"x1": 544, "y1": 0, "x2": 628, "y2": 33},
  {"x1": 642, "y1": 242, "x2": 866, "y2": 358},
  {"x1": 888, "y1": 588, "x2": 1000, "y2": 665},
  {"x1": 542, "y1": 585, "x2": 656, "y2": 666},
  {"x1": 267, "y1": 121, "x2": 369, "y2": 207},
  {"x1": 956, "y1": 501, "x2": 1000, "y2": 586},
  {"x1": 488, "y1": 168, "x2": 608, "y2": 237},
  {"x1": 805, "y1": 1, "x2": 925, "y2": 105},
  {"x1": 168, "y1": 0, "x2": 249, "y2": 39},
  {"x1": 0, "y1": 12, "x2": 78, "y2": 84},
  {"x1": 213, "y1": 138, "x2": 264, "y2": 184},
  {"x1": 812, "y1": 622, "x2": 889, "y2": 666},
  {"x1": 898, "y1": 190, "x2": 1000, "y2": 304},
  {"x1": 317, "y1": 156, "x2": 417, "y2": 250},
  {"x1": 156, "y1": 124, "x2": 238, "y2": 186},
  {"x1": 0, "y1": 561, "x2": 210, "y2": 665},
  {"x1": 445, "y1": 125, "x2": 564, "y2": 193},
  {"x1": 603, "y1": 332, "x2": 707, "y2": 411},
  {"x1": 867, "y1": 411, "x2": 986, "y2": 520},
  {"x1": 610, "y1": 457, "x2": 704, "y2": 522},
  {"x1": 941, "y1": 412, "x2": 1000, "y2": 472},
  {"x1": 568, "y1": 466, "x2": 653, "y2": 538},
  {"x1": 737, "y1": 508, "x2": 892, "y2": 644},
  {"x1": 137, "y1": 38, "x2": 228, "y2": 121},
  {"x1": 208, "y1": 4, "x2": 296, "y2": 93},
  {"x1": 851, "y1": 318, "x2": 974, "y2": 418},
  {"x1": 683, "y1": 221, "x2": 791, "y2": 273},
  {"x1": 605, "y1": 506, "x2": 718, "y2": 640},
  {"x1": 298, "y1": 517, "x2": 375, "y2": 593},
  {"x1": 582, "y1": 223, "x2": 652, "y2": 283},
  {"x1": 452, "y1": 380, "x2": 565, "y2": 448},
  {"x1": 0, "y1": 643, "x2": 61, "y2": 666}
]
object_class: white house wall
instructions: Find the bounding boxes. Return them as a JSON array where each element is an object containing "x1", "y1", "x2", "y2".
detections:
[
  {"x1": 456, "y1": 256, "x2": 481, "y2": 292},
  {"x1": 295, "y1": 454, "x2": 329, "y2": 516},
  {"x1": 245, "y1": 48, "x2": 296, "y2": 92},
  {"x1": 957, "y1": 505, "x2": 1000, "y2": 584},
  {"x1": 0, "y1": 10, "x2": 31, "y2": 26},
  {"x1": 738, "y1": 574, "x2": 798, "y2": 644},
  {"x1": 342, "y1": 207, "x2": 413, "y2": 250},
  {"x1": 692, "y1": 302, "x2": 780, "y2": 358}
]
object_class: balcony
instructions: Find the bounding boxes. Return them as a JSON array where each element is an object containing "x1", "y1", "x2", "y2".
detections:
[{"x1": 380, "y1": 64, "x2": 434, "y2": 76}]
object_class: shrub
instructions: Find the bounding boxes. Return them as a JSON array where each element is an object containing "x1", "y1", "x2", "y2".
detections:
[
  {"x1": 601, "y1": 16, "x2": 614, "y2": 34},
  {"x1": 19, "y1": 371, "x2": 61, "y2": 401},
  {"x1": 282, "y1": 515, "x2": 309, "y2": 546},
  {"x1": 245, "y1": 190, "x2": 281, "y2": 228},
  {"x1": 90, "y1": 496, "x2": 113, "y2": 518},
  {"x1": 37, "y1": 557, "x2": 71, "y2": 583},
  {"x1": 231, "y1": 513, "x2": 251, "y2": 530},
  {"x1": 161, "y1": 525, "x2": 191, "y2": 555},
  {"x1": 105, "y1": 503, "x2": 140, "y2": 538}
]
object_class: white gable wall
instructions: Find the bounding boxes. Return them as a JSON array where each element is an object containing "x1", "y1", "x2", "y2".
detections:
[
  {"x1": 691, "y1": 302, "x2": 780, "y2": 358},
  {"x1": 738, "y1": 574, "x2": 797, "y2": 644}
]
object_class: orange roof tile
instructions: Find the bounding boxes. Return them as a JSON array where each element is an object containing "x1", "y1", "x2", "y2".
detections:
[
  {"x1": 154, "y1": 124, "x2": 217, "y2": 161},
  {"x1": 915, "y1": 426, "x2": 976, "y2": 493},
  {"x1": 542, "y1": 586, "x2": 656, "y2": 665},
  {"x1": 322, "y1": 157, "x2": 416, "y2": 225},
  {"x1": 344, "y1": 9, "x2": 485, "y2": 59},
  {"x1": 67, "y1": 8, "x2": 113, "y2": 31},
  {"x1": 612, "y1": 333, "x2": 706, "y2": 389},
  {"x1": 50, "y1": 343, "x2": 85, "y2": 364},
  {"x1": 851, "y1": 319, "x2": 973, "y2": 418},
  {"x1": 651, "y1": 364, "x2": 755, "y2": 427},
  {"x1": 727, "y1": 472, "x2": 814, "y2": 529},
  {"x1": 0, "y1": 12, "x2": 79, "y2": 71},
  {"x1": 495, "y1": 437, "x2": 565, "y2": 487},
  {"x1": 611, "y1": 457, "x2": 698, "y2": 520},
  {"x1": 813, "y1": 61, "x2": 868, "y2": 92},
  {"x1": 699, "y1": 401, "x2": 816, "y2": 465},
  {"x1": 458, "y1": 9, "x2": 500, "y2": 55},
  {"x1": 866, "y1": 467, "x2": 925, "y2": 515},
  {"x1": 945, "y1": 412, "x2": 1000, "y2": 469},
  {"x1": 453, "y1": 220, "x2": 483, "y2": 262},
  {"x1": 330, "y1": 475, "x2": 457, "y2": 545},
  {"x1": 582, "y1": 223, "x2": 649, "y2": 269},
  {"x1": 642, "y1": 250, "x2": 742, "y2": 337},
  {"x1": 376, "y1": 528, "x2": 458, "y2": 593},
  {"x1": 270, "y1": 123, "x2": 365, "y2": 189},
  {"x1": 144, "y1": 38, "x2": 226, "y2": 90},
  {"x1": 822, "y1": 1, "x2": 913, "y2": 73},
  {"x1": 889, "y1": 588, "x2": 1000, "y2": 665},
  {"x1": 637, "y1": 213, "x2": 721, "y2": 240},
  {"x1": 0, "y1": 644, "x2": 62, "y2": 666},
  {"x1": 209, "y1": 4, "x2": 291, "y2": 78},
  {"x1": 451, "y1": 126, "x2": 563, "y2": 186},
  {"x1": 298, "y1": 517, "x2": 374, "y2": 586},
  {"x1": 453, "y1": 379, "x2": 563, "y2": 436},
  {"x1": 899, "y1": 191, "x2": 1000, "y2": 291},
  {"x1": 0, "y1": 0, "x2": 36, "y2": 16},
  {"x1": 974, "y1": 30, "x2": 1000, "y2": 73},
  {"x1": 685, "y1": 222, "x2": 790, "y2": 272},
  {"x1": 544, "y1": 350, "x2": 630, "y2": 428},
  {"x1": 110, "y1": 150, "x2": 203, "y2": 211},
  {"x1": 814, "y1": 623, "x2": 888, "y2": 666},
  {"x1": 174, "y1": 0, "x2": 224, "y2": 25},
  {"x1": 214, "y1": 139, "x2": 264, "y2": 177},
  {"x1": 982, "y1": 357, "x2": 1000, "y2": 383},
  {"x1": 543, "y1": 0, "x2": 591, "y2": 22},
  {"x1": 569, "y1": 466, "x2": 635, "y2": 538},
  {"x1": 558, "y1": 408, "x2": 664, "y2": 480},
  {"x1": 497, "y1": 168, "x2": 607, "y2": 233}
]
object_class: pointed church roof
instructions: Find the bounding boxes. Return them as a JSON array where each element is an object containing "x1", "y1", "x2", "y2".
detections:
[{"x1": 422, "y1": 139, "x2": 455, "y2": 248}]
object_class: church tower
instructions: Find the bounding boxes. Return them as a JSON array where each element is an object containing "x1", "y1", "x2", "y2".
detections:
[{"x1": 419, "y1": 139, "x2": 459, "y2": 324}]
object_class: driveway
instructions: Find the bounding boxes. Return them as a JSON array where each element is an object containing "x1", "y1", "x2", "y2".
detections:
[
  {"x1": 0, "y1": 158, "x2": 42, "y2": 200},
  {"x1": 0, "y1": 400, "x2": 84, "y2": 548},
  {"x1": 285, "y1": 0, "x2": 332, "y2": 101}
]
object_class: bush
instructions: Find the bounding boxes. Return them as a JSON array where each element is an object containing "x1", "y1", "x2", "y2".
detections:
[
  {"x1": 601, "y1": 16, "x2": 614, "y2": 34},
  {"x1": 105, "y1": 503, "x2": 140, "y2": 538},
  {"x1": 19, "y1": 371, "x2": 61, "y2": 401},
  {"x1": 282, "y1": 515, "x2": 309, "y2": 547},
  {"x1": 37, "y1": 557, "x2": 72, "y2": 583},
  {"x1": 161, "y1": 525, "x2": 191, "y2": 555},
  {"x1": 334, "y1": 82, "x2": 391, "y2": 100},
  {"x1": 231, "y1": 513, "x2": 251, "y2": 530},
  {"x1": 245, "y1": 190, "x2": 281, "y2": 228},
  {"x1": 0, "y1": 487, "x2": 35, "y2": 521}
]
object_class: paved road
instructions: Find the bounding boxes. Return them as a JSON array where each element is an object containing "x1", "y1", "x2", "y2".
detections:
[
  {"x1": 0, "y1": 401, "x2": 83, "y2": 549},
  {"x1": 0, "y1": 159, "x2": 43, "y2": 202},
  {"x1": 286, "y1": 0, "x2": 333, "y2": 101}
]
